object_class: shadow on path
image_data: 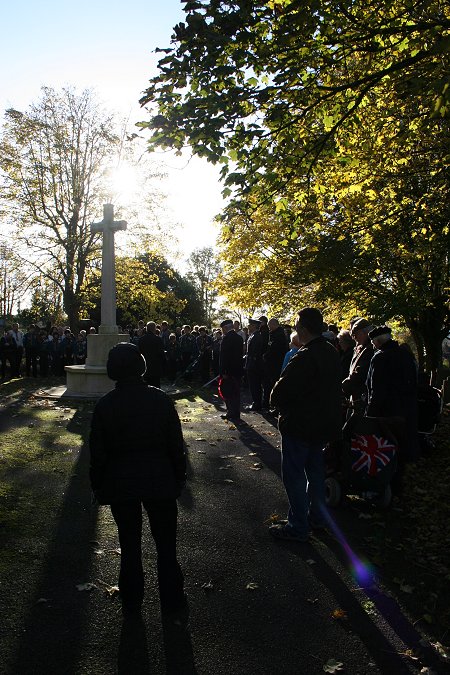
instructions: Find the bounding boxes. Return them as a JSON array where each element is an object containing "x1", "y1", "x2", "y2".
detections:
[{"x1": 10, "y1": 408, "x2": 97, "y2": 675}]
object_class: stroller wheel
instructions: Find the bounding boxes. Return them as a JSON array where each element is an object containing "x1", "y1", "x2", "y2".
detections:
[
  {"x1": 376, "y1": 484, "x2": 392, "y2": 509},
  {"x1": 325, "y1": 477, "x2": 342, "y2": 507}
]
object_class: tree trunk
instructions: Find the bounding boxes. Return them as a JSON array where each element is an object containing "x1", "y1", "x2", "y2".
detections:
[
  {"x1": 63, "y1": 287, "x2": 81, "y2": 334},
  {"x1": 407, "y1": 320, "x2": 425, "y2": 371}
]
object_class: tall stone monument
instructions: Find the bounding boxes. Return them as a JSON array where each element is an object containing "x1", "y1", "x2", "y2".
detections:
[{"x1": 65, "y1": 204, "x2": 130, "y2": 397}]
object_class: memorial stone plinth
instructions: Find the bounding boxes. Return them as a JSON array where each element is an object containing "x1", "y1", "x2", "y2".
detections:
[{"x1": 65, "y1": 204, "x2": 129, "y2": 397}]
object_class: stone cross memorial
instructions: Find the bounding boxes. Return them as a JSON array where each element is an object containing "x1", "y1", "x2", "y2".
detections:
[
  {"x1": 64, "y1": 203, "x2": 130, "y2": 397},
  {"x1": 91, "y1": 203, "x2": 127, "y2": 333}
]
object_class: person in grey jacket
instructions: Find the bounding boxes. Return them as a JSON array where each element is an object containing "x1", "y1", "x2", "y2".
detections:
[{"x1": 89, "y1": 342, "x2": 187, "y2": 618}]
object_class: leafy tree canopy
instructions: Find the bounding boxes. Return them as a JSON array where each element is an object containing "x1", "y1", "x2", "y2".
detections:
[
  {"x1": 81, "y1": 252, "x2": 204, "y2": 328},
  {"x1": 140, "y1": 0, "x2": 449, "y2": 206},
  {"x1": 140, "y1": 0, "x2": 449, "y2": 369}
]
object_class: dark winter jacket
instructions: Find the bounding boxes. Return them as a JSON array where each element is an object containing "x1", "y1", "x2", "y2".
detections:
[
  {"x1": 219, "y1": 329, "x2": 244, "y2": 377},
  {"x1": 263, "y1": 326, "x2": 289, "y2": 379},
  {"x1": 89, "y1": 379, "x2": 186, "y2": 504},
  {"x1": 366, "y1": 340, "x2": 418, "y2": 419},
  {"x1": 342, "y1": 340, "x2": 374, "y2": 405},
  {"x1": 138, "y1": 332, "x2": 166, "y2": 380},
  {"x1": 245, "y1": 330, "x2": 263, "y2": 372},
  {"x1": 270, "y1": 336, "x2": 342, "y2": 442}
]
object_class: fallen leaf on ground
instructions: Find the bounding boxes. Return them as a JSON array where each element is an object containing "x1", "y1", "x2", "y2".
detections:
[
  {"x1": 219, "y1": 465, "x2": 232, "y2": 470},
  {"x1": 246, "y1": 582, "x2": 259, "y2": 590},
  {"x1": 76, "y1": 582, "x2": 97, "y2": 592},
  {"x1": 306, "y1": 559, "x2": 316, "y2": 565},
  {"x1": 430, "y1": 641, "x2": 449, "y2": 660},
  {"x1": 402, "y1": 649, "x2": 419, "y2": 660},
  {"x1": 197, "y1": 450, "x2": 206, "y2": 454},
  {"x1": 323, "y1": 658, "x2": 344, "y2": 673},
  {"x1": 195, "y1": 438, "x2": 207, "y2": 442},
  {"x1": 331, "y1": 609, "x2": 347, "y2": 620},
  {"x1": 253, "y1": 462, "x2": 264, "y2": 468},
  {"x1": 202, "y1": 581, "x2": 214, "y2": 592},
  {"x1": 223, "y1": 479, "x2": 234, "y2": 483},
  {"x1": 307, "y1": 598, "x2": 318, "y2": 604},
  {"x1": 248, "y1": 452, "x2": 257, "y2": 456},
  {"x1": 93, "y1": 549, "x2": 104, "y2": 556},
  {"x1": 249, "y1": 466, "x2": 262, "y2": 471}
]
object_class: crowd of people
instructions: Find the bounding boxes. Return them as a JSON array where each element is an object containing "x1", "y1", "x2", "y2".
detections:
[
  {"x1": 88, "y1": 307, "x2": 431, "y2": 617},
  {"x1": 0, "y1": 322, "x2": 94, "y2": 380}
]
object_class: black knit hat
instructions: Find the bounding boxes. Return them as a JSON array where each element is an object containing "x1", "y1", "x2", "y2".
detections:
[{"x1": 106, "y1": 342, "x2": 146, "y2": 381}]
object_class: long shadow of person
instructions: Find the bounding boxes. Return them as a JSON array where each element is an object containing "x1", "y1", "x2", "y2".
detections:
[
  {"x1": 118, "y1": 615, "x2": 153, "y2": 674},
  {"x1": 162, "y1": 610, "x2": 197, "y2": 675}
]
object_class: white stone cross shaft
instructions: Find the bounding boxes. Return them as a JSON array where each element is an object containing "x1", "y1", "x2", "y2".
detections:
[{"x1": 91, "y1": 204, "x2": 127, "y2": 334}]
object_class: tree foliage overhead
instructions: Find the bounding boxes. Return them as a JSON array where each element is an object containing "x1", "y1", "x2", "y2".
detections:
[
  {"x1": 140, "y1": 0, "x2": 449, "y2": 204},
  {"x1": 140, "y1": 0, "x2": 449, "y2": 370}
]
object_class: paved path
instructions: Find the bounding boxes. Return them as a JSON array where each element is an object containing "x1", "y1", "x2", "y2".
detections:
[{"x1": 3, "y1": 388, "x2": 442, "y2": 675}]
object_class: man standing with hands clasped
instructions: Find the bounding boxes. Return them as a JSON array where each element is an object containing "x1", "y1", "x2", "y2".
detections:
[{"x1": 269, "y1": 308, "x2": 342, "y2": 542}]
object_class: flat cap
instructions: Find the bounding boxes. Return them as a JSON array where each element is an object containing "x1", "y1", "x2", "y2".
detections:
[
  {"x1": 220, "y1": 319, "x2": 233, "y2": 328},
  {"x1": 369, "y1": 325, "x2": 392, "y2": 340},
  {"x1": 351, "y1": 318, "x2": 372, "y2": 333}
]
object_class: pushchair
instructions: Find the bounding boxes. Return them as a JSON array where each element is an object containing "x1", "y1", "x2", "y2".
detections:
[
  {"x1": 325, "y1": 414, "x2": 400, "y2": 508},
  {"x1": 417, "y1": 378, "x2": 443, "y2": 454}
]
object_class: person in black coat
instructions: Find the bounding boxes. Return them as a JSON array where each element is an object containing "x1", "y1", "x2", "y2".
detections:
[
  {"x1": 269, "y1": 308, "x2": 342, "y2": 542},
  {"x1": 244, "y1": 318, "x2": 264, "y2": 411},
  {"x1": 262, "y1": 318, "x2": 289, "y2": 409},
  {"x1": 342, "y1": 318, "x2": 374, "y2": 413},
  {"x1": 138, "y1": 321, "x2": 166, "y2": 388},
  {"x1": 219, "y1": 319, "x2": 244, "y2": 421},
  {"x1": 366, "y1": 325, "x2": 419, "y2": 462},
  {"x1": 89, "y1": 342, "x2": 187, "y2": 618}
]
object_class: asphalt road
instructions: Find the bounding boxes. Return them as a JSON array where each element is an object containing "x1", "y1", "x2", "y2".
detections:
[{"x1": 3, "y1": 387, "x2": 445, "y2": 675}]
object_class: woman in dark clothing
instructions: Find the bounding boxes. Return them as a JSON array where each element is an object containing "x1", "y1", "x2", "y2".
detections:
[{"x1": 89, "y1": 342, "x2": 187, "y2": 619}]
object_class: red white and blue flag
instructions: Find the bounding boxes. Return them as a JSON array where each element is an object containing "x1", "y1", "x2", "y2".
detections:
[{"x1": 351, "y1": 434, "x2": 396, "y2": 476}]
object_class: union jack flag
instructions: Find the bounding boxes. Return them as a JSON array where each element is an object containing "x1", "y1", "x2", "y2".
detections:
[{"x1": 351, "y1": 434, "x2": 396, "y2": 476}]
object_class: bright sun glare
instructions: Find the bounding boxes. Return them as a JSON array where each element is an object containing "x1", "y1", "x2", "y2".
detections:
[{"x1": 109, "y1": 164, "x2": 139, "y2": 204}]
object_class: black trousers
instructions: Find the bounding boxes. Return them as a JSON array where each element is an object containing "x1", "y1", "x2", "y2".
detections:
[
  {"x1": 223, "y1": 375, "x2": 241, "y2": 419},
  {"x1": 262, "y1": 372, "x2": 278, "y2": 408},
  {"x1": 110, "y1": 499, "x2": 184, "y2": 612},
  {"x1": 247, "y1": 369, "x2": 262, "y2": 409}
]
